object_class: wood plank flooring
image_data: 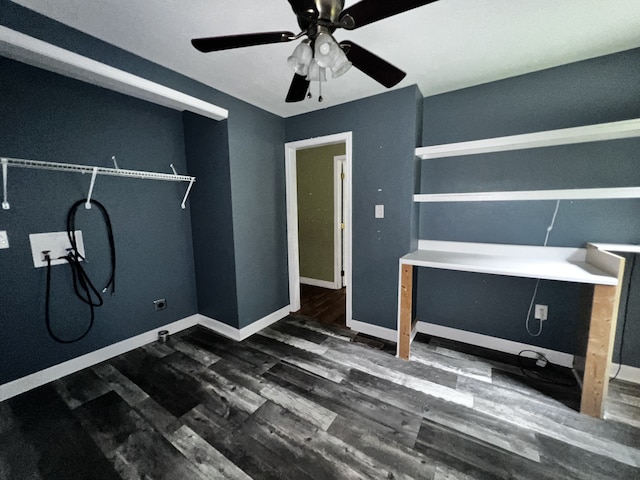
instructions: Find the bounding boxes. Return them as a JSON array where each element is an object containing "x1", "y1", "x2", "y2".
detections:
[
  {"x1": 1, "y1": 316, "x2": 639, "y2": 479},
  {"x1": 297, "y1": 284, "x2": 346, "y2": 326}
]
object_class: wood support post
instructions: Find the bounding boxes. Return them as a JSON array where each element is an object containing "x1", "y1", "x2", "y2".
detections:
[
  {"x1": 399, "y1": 263, "x2": 413, "y2": 360},
  {"x1": 578, "y1": 245, "x2": 625, "y2": 418},
  {"x1": 580, "y1": 284, "x2": 620, "y2": 417}
]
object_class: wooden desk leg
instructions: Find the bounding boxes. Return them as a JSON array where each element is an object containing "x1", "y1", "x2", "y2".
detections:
[
  {"x1": 399, "y1": 264, "x2": 413, "y2": 360},
  {"x1": 580, "y1": 284, "x2": 618, "y2": 418}
]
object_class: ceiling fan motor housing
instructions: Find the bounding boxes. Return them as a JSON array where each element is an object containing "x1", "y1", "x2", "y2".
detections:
[
  {"x1": 297, "y1": 0, "x2": 345, "y2": 33},
  {"x1": 315, "y1": 0, "x2": 344, "y2": 21}
]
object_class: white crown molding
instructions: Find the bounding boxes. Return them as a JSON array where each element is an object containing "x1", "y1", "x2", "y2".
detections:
[{"x1": 0, "y1": 26, "x2": 228, "y2": 121}]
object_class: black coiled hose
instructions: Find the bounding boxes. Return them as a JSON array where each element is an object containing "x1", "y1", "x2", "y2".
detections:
[{"x1": 45, "y1": 199, "x2": 116, "y2": 343}]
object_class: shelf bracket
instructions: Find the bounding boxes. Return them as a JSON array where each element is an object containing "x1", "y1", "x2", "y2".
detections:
[
  {"x1": 2, "y1": 157, "x2": 9, "y2": 210},
  {"x1": 85, "y1": 167, "x2": 98, "y2": 209},
  {"x1": 181, "y1": 178, "x2": 195, "y2": 210}
]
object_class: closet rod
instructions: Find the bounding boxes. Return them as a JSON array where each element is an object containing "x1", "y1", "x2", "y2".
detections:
[{"x1": 1, "y1": 157, "x2": 195, "y2": 183}]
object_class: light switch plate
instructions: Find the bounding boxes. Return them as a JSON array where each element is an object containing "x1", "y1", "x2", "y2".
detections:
[
  {"x1": 375, "y1": 204, "x2": 384, "y2": 219},
  {"x1": 29, "y1": 231, "x2": 85, "y2": 268},
  {"x1": 0, "y1": 230, "x2": 8, "y2": 249}
]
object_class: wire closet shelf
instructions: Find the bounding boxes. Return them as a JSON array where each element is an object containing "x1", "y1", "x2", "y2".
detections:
[{"x1": 1, "y1": 156, "x2": 196, "y2": 210}]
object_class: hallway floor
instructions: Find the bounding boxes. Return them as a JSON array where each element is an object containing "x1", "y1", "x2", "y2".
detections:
[{"x1": 297, "y1": 284, "x2": 346, "y2": 327}]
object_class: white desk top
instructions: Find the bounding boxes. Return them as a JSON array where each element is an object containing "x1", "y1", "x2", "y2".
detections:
[
  {"x1": 589, "y1": 243, "x2": 640, "y2": 253},
  {"x1": 401, "y1": 241, "x2": 618, "y2": 285}
]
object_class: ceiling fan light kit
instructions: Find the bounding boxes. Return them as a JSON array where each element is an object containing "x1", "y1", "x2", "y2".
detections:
[
  {"x1": 191, "y1": 0, "x2": 437, "y2": 103},
  {"x1": 307, "y1": 60, "x2": 327, "y2": 82},
  {"x1": 287, "y1": 28, "x2": 352, "y2": 84},
  {"x1": 314, "y1": 30, "x2": 339, "y2": 67},
  {"x1": 330, "y1": 49, "x2": 352, "y2": 78},
  {"x1": 287, "y1": 39, "x2": 313, "y2": 76}
]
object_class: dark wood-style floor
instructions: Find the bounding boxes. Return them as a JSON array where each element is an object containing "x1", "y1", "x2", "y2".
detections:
[
  {"x1": 297, "y1": 284, "x2": 346, "y2": 326},
  {"x1": 1, "y1": 316, "x2": 639, "y2": 479}
]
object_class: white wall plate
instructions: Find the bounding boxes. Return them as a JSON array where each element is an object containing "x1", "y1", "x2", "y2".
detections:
[{"x1": 29, "y1": 231, "x2": 85, "y2": 268}]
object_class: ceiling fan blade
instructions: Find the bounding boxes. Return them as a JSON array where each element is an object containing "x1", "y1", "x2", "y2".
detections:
[
  {"x1": 340, "y1": 41, "x2": 406, "y2": 88},
  {"x1": 192, "y1": 31, "x2": 295, "y2": 53},
  {"x1": 286, "y1": 73, "x2": 310, "y2": 103},
  {"x1": 341, "y1": 0, "x2": 438, "y2": 29}
]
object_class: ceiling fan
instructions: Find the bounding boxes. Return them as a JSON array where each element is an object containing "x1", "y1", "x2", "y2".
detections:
[{"x1": 191, "y1": 0, "x2": 438, "y2": 103}]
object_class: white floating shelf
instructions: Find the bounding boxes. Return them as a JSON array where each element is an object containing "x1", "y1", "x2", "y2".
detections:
[
  {"x1": 0, "y1": 26, "x2": 228, "y2": 121},
  {"x1": 416, "y1": 118, "x2": 640, "y2": 160},
  {"x1": 414, "y1": 186, "x2": 640, "y2": 203}
]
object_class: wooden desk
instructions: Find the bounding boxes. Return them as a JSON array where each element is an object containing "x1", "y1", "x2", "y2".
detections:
[{"x1": 397, "y1": 241, "x2": 625, "y2": 418}]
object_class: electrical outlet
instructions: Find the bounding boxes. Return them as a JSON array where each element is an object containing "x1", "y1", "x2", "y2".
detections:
[
  {"x1": 534, "y1": 304, "x2": 548, "y2": 321},
  {"x1": 0, "y1": 230, "x2": 8, "y2": 249},
  {"x1": 154, "y1": 298, "x2": 167, "y2": 311}
]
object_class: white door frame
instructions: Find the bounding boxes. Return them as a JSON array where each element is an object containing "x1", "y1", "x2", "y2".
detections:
[
  {"x1": 285, "y1": 132, "x2": 353, "y2": 324},
  {"x1": 334, "y1": 155, "x2": 346, "y2": 289}
]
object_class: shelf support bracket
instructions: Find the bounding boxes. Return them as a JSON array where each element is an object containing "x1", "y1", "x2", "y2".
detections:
[
  {"x1": 2, "y1": 157, "x2": 9, "y2": 210},
  {"x1": 181, "y1": 178, "x2": 195, "y2": 210},
  {"x1": 85, "y1": 167, "x2": 98, "y2": 209}
]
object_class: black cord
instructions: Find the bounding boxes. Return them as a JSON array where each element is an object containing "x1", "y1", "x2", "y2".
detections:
[
  {"x1": 517, "y1": 349, "x2": 576, "y2": 387},
  {"x1": 45, "y1": 254, "x2": 95, "y2": 344},
  {"x1": 45, "y1": 198, "x2": 116, "y2": 343},
  {"x1": 67, "y1": 199, "x2": 116, "y2": 295},
  {"x1": 611, "y1": 253, "x2": 637, "y2": 380}
]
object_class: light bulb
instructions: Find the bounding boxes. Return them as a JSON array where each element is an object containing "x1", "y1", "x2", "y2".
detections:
[{"x1": 314, "y1": 32, "x2": 339, "y2": 68}]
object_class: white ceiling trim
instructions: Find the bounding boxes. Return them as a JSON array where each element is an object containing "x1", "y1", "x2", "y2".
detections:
[{"x1": 0, "y1": 25, "x2": 228, "y2": 121}]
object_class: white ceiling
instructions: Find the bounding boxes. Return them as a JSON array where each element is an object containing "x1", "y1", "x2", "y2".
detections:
[{"x1": 11, "y1": 0, "x2": 640, "y2": 118}]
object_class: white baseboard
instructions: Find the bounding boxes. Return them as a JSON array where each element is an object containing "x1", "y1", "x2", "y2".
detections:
[
  {"x1": 416, "y1": 321, "x2": 575, "y2": 368},
  {"x1": 0, "y1": 315, "x2": 200, "y2": 402},
  {"x1": 196, "y1": 305, "x2": 291, "y2": 342},
  {"x1": 239, "y1": 305, "x2": 291, "y2": 340},
  {"x1": 0, "y1": 305, "x2": 292, "y2": 402},
  {"x1": 300, "y1": 277, "x2": 339, "y2": 290},
  {"x1": 610, "y1": 363, "x2": 640, "y2": 384},
  {"x1": 196, "y1": 315, "x2": 244, "y2": 341},
  {"x1": 347, "y1": 319, "x2": 397, "y2": 343}
]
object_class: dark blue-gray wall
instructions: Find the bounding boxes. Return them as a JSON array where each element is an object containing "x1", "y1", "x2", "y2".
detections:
[
  {"x1": 185, "y1": 102, "x2": 289, "y2": 329},
  {"x1": 418, "y1": 47, "x2": 640, "y2": 367},
  {"x1": 1, "y1": 0, "x2": 289, "y2": 328},
  {"x1": 0, "y1": 57, "x2": 197, "y2": 384},
  {"x1": 227, "y1": 104, "x2": 288, "y2": 328},
  {"x1": 0, "y1": 1, "x2": 289, "y2": 383},
  {"x1": 286, "y1": 86, "x2": 423, "y2": 330},
  {"x1": 183, "y1": 113, "x2": 238, "y2": 326}
]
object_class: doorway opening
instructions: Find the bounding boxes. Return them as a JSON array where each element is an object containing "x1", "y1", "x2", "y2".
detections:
[{"x1": 285, "y1": 132, "x2": 352, "y2": 327}]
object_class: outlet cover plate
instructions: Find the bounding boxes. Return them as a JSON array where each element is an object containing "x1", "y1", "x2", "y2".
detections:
[
  {"x1": 0, "y1": 230, "x2": 8, "y2": 249},
  {"x1": 29, "y1": 231, "x2": 85, "y2": 268},
  {"x1": 534, "y1": 304, "x2": 548, "y2": 321}
]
